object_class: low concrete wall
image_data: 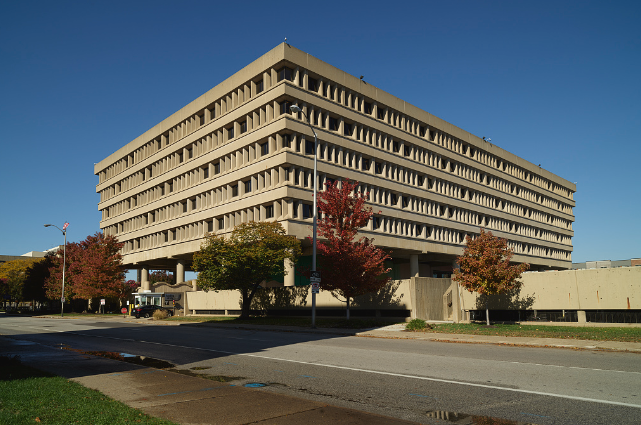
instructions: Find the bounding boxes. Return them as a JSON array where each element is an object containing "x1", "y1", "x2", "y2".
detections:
[
  {"x1": 459, "y1": 267, "x2": 641, "y2": 312},
  {"x1": 186, "y1": 280, "x2": 411, "y2": 316}
]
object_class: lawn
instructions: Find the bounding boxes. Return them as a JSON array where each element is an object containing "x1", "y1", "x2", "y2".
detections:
[
  {"x1": 426, "y1": 323, "x2": 641, "y2": 343},
  {"x1": 0, "y1": 356, "x2": 176, "y2": 425}
]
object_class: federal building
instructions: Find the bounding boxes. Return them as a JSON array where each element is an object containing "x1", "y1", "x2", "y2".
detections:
[{"x1": 95, "y1": 43, "x2": 575, "y2": 291}]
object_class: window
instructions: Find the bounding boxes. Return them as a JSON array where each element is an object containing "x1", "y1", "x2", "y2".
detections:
[
  {"x1": 419, "y1": 126, "x2": 426, "y2": 137},
  {"x1": 232, "y1": 184, "x2": 238, "y2": 197},
  {"x1": 240, "y1": 121, "x2": 247, "y2": 134},
  {"x1": 178, "y1": 153, "x2": 183, "y2": 163},
  {"x1": 244, "y1": 180, "x2": 252, "y2": 193},
  {"x1": 364, "y1": 102, "x2": 372, "y2": 115},
  {"x1": 265, "y1": 205, "x2": 274, "y2": 219},
  {"x1": 329, "y1": 117, "x2": 339, "y2": 131},
  {"x1": 168, "y1": 182, "x2": 173, "y2": 193},
  {"x1": 362, "y1": 158, "x2": 370, "y2": 171},
  {"x1": 218, "y1": 218, "x2": 224, "y2": 230},
  {"x1": 280, "y1": 100, "x2": 292, "y2": 115},
  {"x1": 282, "y1": 134, "x2": 291, "y2": 148},
  {"x1": 375, "y1": 162, "x2": 383, "y2": 174},
  {"x1": 228, "y1": 127, "x2": 234, "y2": 139},
  {"x1": 284, "y1": 167, "x2": 290, "y2": 181},
  {"x1": 278, "y1": 67, "x2": 293, "y2": 82},
  {"x1": 182, "y1": 201, "x2": 188, "y2": 213},
  {"x1": 256, "y1": 79, "x2": 264, "y2": 93},
  {"x1": 344, "y1": 123, "x2": 353, "y2": 136},
  {"x1": 293, "y1": 201, "x2": 299, "y2": 218},
  {"x1": 417, "y1": 175, "x2": 424, "y2": 186},
  {"x1": 393, "y1": 141, "x2": 400, "y2": 153},
  {"x1": 203, "y1": 167, "x2": 209, "y2": 179},
  {"x1": 326, "y1": 178, "x2": 336, "y2": 187},
  {"x1": 261, "y1": 142, "x2": 269, "y2": 156},
  {"x1": 390, "y1": 194, "x2": 398, "y2": 206},
  {"x1": 214, "y1": 162, "x2": 220, "y2": 174},
  {"x1": 402, "y1": 196, "x2": 409, "y2": 208},
  {"x1": 305, "y1": 140, "x2": 315, "y2": 155},
  {"x1": 323, "y1": 84, "x2": 329, "y2": 98},
  {"x1": 377, "y1": 107, "x2": 385, "y2": 120},
  {"x1": 373, "y1": 216, "x2": 381, "y2": 230},
  {"x1": 308, "y1": 78, "x2": 318, "y2": 91},
  {"x1": 294, "y1": 170, "x2": 300, "y2": 185},
  {"x1": 186, "y1": 148, "x2": 192, "y2": 159},
  {"x1": 192, "y1": 198, "x2": 197, "y2": 210},
  {"x1": 404, "y1": 145, "x2": 411, "y2": 157},
  {"x1": 302, "y1": 203, "x2": 313, "y2": 219}
]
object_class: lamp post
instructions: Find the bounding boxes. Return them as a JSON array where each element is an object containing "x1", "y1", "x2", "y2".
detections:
[
  {"x1": 289, "y1": 103, "x2": 318, "y2": 328},
  {"x1": 44, "y1": 223, "x2": 68, "y2": 317}
]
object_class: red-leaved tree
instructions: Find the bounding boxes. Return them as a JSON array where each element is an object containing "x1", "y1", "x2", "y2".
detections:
[
  {"x1": 315, "y1": 179, "x2": 391, "y2": 319},
  {"x1": 453, "y1": 229, "x2": 529, "y2": 325},
  {"x1": 46, "y1": 232, "x2": 125, "y2": 310}
]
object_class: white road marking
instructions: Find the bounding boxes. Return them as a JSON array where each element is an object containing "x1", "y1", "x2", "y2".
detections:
[{"x1": 63, "y1": 331, "x2": 641, "y2": 409}]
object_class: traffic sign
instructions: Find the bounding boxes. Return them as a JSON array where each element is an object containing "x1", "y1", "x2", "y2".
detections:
[
  {"x1": 310, "y1": 271, "x2": 321, "y2": 279},
  {"x1": 311, "y1": 282, "x2": 320, "y2": 294}
]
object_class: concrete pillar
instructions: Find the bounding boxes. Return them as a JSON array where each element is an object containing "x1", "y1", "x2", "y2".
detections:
[
  {"x1": 141, "y1": 267, "x2": 150, "y2": 291},
  {"x1": 284, "y1": 258, "x2": 295, "y2": 287},
  {"x1": 176, "y1": 260, "x2": 185, "y2": 284},
  {"x1": 577, "y1": 310, "x2": 587, "y2": 323},
  {"x1": 410, "y1": 254, "x2": 419, "y2": 278}
]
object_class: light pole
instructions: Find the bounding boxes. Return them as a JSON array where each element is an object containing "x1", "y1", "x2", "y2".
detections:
[
  {"x1": 44, "y1": 223, "x2": 68, "y2": 317},
  {"x1": 289, "y1": 103, "x2": 318, "y2": 328}
]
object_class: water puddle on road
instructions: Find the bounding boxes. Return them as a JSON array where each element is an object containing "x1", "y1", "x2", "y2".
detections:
[{"x1": 426, "y1": 410, "x2": 538, "y2": 424}]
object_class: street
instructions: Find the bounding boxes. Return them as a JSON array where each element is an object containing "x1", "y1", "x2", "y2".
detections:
[{"x1": 1, "y1": 316, "x2": 640, "y2": 424}]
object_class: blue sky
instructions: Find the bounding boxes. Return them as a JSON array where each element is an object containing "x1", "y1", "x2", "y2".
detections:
[{"x1": 1, "y1": 0, "x2": 639, "y2": 265}]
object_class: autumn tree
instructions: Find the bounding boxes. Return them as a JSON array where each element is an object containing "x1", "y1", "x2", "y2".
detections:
[
  {"x1": 0, "y1": 258, "x2": 42, "y2": 308},
  {"x1": 315, "y1": 179, "x2": 391, "y2": 319},
  {"x1": 149, "y1": 270, "x2": 174, "y2": 285},
  {"x1": 193, "y1": 221, "x2": 301, "y2": 319},
  {"x1": 45, "y1": 232, "x2": 125, "y2": 310},
  {"x1": 453, "y1": 229, "x2": 529, "y2": 325}
]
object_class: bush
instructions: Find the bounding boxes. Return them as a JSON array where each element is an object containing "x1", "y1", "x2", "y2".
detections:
[
  {"x1": 405, "y1": 318, "x2": 430, "y2": 331},
  {"x1": 153, "y1": 309, "x2": 169, "y2": 320}
]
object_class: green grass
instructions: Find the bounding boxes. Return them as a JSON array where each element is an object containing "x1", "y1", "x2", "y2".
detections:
[
  {"x1": 0, "y1": 356, "x2": 176, "y2": 425},
  {"x1": 426, "y1": 323, "x2": 641, "y2": 343}
]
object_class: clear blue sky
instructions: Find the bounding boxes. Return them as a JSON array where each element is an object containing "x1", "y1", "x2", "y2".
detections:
[{"x1": 1, "y1": 0, "x2": 639, "y2": 264}]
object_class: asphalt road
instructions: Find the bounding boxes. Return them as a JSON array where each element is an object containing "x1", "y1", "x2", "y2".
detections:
[{"x1": 1, "y1": 316, "x2": 640, "y2": 424}]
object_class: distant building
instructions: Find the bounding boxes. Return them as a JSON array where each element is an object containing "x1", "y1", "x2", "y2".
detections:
[
  {"x1": 0, "y1": 248, "x2": 61, "y2": 265},
  {"x1": 95, "y1": 44, "x2": 576, "y2": 289},
  {"x1": 573, "y1": 258, "x2": 641, "y2": 269}
]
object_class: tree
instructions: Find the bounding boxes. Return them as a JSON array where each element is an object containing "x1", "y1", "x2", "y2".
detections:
[
  {"x1": 45, "y1": 232, "x2": 125, "y2": 309},
  {"x1": 453, "y1": 229, "x2": 530, "y2": 325},
  {"x1": 193, "y1": 221, "x2": 301, "y2": 319},
  {"x1": 115, "y1": 280, "x2": 139, "y2": 307},
  {"x1": 315, "y1": 179, "x2": 391, "y2": 319},
  {"x1": 149, "y1": 270, "x2": 174, "y2": 285},
  {"x1": 0, "y1": 259, "x2": 41, "y2": 307}
]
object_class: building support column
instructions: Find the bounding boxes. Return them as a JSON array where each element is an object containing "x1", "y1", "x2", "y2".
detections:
[
  {"x1": 284, "y1": 257, "x2": 295, "y2": 287},
  {"x1": 577, "y1": 310, "x2": 587, "y2": 323},
  {"x1": 176, "y1": 260, "x2": 185, "y2": 284},
  {"x1": 410, "y1": 254, "x2": 419, "y2": 278},
  {"x1": 141, "y1": 267, "x2": 150, "y2": 291}
]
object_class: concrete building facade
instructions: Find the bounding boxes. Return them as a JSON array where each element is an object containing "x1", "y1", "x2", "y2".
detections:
[{"x1": 95, "y1": 44, "x2": 576, "y2": 288}]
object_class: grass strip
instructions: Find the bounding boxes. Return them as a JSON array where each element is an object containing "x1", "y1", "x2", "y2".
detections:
[
  {"x1": 425, "y1": 323, "x2": 641, "y2": 343},
  {"x1": 0, "y1": 356, "x2": 176, "y2": 425}
]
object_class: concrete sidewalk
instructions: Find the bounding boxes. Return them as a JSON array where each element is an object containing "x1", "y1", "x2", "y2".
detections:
[{"x1": 1, "y1": 335, "x2": 418, "y2": 425}]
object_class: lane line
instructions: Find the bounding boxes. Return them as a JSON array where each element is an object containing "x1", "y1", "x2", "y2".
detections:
[{"x1": 60, "y1": 331, "x2": 641, "y2": 409}]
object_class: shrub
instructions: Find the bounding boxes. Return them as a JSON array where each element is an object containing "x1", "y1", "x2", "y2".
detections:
[
  {"x1": 405, "y1": 318, "x2": 430, "y2": 331},
  {"x1": 153, "y1": 309, "x2": 169, "y2": 320}
]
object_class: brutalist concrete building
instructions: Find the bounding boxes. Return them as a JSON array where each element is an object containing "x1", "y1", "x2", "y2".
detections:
[{"x1": 95, "y1": 44, "x2": 575, "y2": 290}]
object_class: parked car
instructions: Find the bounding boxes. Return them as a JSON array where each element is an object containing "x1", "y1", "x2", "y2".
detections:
[{"x1": 132, "y1": 305, "x2": 173, "y2": 319}]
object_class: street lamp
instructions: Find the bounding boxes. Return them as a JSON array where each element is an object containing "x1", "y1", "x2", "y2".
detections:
[
  {"x1": 289, "y1": 103, "x2": 318, "y2": 328},
  {"x1": 44, "y1": 223, "x2": 68, "y2": 317}
]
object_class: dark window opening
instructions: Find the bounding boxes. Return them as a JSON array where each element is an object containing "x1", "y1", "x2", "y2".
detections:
[
  {"x1": 373, "y1": 216, "x2": 381, "y2": 230},
  {"x1": 305, "y1": 140, "x2": 315, "y2": 155},
  {"x1": 182, "y1": 201, "x2": 188, "y2": 213},
  {"x1": 186, "y1": 148, "x2": 192, "y2": 159},
  {"x1": 261, "y1": 142, "x2": 269, "y2": 156},
  {"x1": 419, "y1": 126, "x2": 426, "y2": 137},
  {"x1": 364, "y1": 102, "x2": 372, "y2": 115},
  {"x1": 265, "y1": 205, "x2": 274, "y2": 219},
  {"x1": 218, "y1": 218, "x2": 224, "y2": 230},
  {"x1": 168, "y1": 182, "x2": 173, "y2": 193},
  {"x1": 393, "y1": 141, "x2": 400, "y2": 153},
  {"x1": 362, "y1": 158, "x2": 370, "y2": 171},
  {"x1": 240, "y1": 121, "x2": 247, "y2": 133},
  {"x1": 278, "y1": 67, "x2": 293, "y2": 82},
  {"x1": 280, "y1": 101, "x2": 292, "y2": 115},
  {"x1": 282, "y1": 134, "x2": 291, "y2": 148},
  {"x1": 323, "y1": 84, "x2": 329, "y2": 98},
  {"x1": 191, "y1": 198, "x2": 197, "y2": 210},
  {"x1": 232, "y1": 184, "x2": 238, "y2": 197},
  {"x1": 391, "y1": 194, "x2": 398, "y2": 206},
  {"x1": 344, "y1": 123, "x2": 353, "y2": 136},
  {"x1": 417, "y1": 176, "x2": 424, "y2": 186},
  {"x1": 329, "y1": 117, "x2": 339, "y2": 131},
  {"x1": 228, "y1": 127, "x2": 234, "y2": 139},
  {"x1": 244, "y1": 180, "x2": 252, "y2": 193},
  {"x1": 293, "y1": 201, "x2": 299, "y2": 218},
  {"x1": 302, "y1": 203, "x2": 313, "y2": 219},
  {"x1": 402, "y1": 197, "x2": 409, "y2": 208},
  {"x1": 178, "y1": 153, "x2": 183, "y2": 163},
  {"x1": 404, "y1": 145, "x2": 411, "y2": 157},
  {"x1": 377, "y1": 107, "x2": 385, "y2": 120},
  {"x1": 214, "y1": 162, "x2": 220, "y2": 174},
  {"x1": 308, "y1": 78, "x2": 318, "y2": 91},
  {"x1": 375, "y1": 162, "x2": 383, "y2": 174},
  {"x1": 256, "y1": 80, "x2": 264, "y2": 93},
  {"x1": 203, "y1": 167, "x2": 209, "y2": 179}
]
